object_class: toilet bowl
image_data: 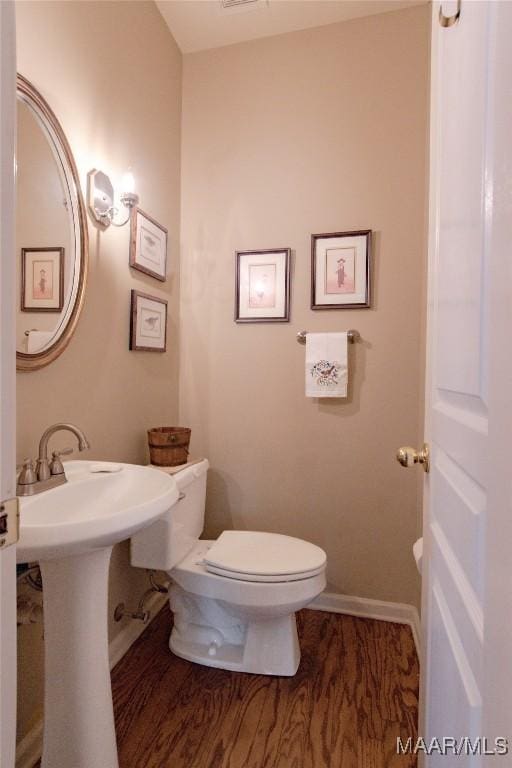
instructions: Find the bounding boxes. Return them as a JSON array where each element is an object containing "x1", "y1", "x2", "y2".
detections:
[{"x1": 130, "y1": 460, "x2": 327, "y2": 676}]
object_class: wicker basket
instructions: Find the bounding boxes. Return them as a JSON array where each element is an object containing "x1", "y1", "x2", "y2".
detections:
[{"x1": 148, "y1": 427, "x2": 191, "y2": 467}]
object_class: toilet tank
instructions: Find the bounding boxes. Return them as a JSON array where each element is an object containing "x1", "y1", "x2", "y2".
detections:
[{"x1": 130, "y1": 459, "x2": 209, "y2": 571}]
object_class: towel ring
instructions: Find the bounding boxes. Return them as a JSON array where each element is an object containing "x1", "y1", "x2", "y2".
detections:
[
  {"x1": 439, "y1": 0, "x2": 461, "y2": 28},
  {"x1": 297, "y1": 330, "x2": 360, "y2": 345}
]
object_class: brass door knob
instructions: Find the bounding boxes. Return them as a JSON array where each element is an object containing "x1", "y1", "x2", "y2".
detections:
[{"x1": 396, "y1": 443, "x2": 430, "y2": 473}]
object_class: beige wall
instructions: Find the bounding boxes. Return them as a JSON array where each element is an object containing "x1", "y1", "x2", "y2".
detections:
[
  {"x1": 15, "y1": 0, "x2": 181, "y2": 742},
  {"x1": 179, "y1": 6, "x2": 429, "y2": 608}
]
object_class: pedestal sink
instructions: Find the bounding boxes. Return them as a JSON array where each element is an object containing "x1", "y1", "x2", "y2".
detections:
[{"x1": 17, "y1": 461, "x2": 179, "y2": 768}]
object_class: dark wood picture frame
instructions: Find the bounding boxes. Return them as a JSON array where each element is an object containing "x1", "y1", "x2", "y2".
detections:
[
  {"x1": 129, "y1": 289, "x2": 168, "y2": 352},
  {"x1": 21, "y1": 247, "x2": 65, "y2": 313},
  {"x1": 311, "y1": 230, "x2": 372, "y2": 310},
  {"x1": 129, "y1": 207, "x2": 168, "y2": 282},
  {"x1": 235, "y1": 248, "x2": 291, "y2": 323}
]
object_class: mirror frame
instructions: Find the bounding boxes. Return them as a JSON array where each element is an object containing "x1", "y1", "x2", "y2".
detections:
[{"x1": 16, "y1": 74, "x2": 88, "y2": 372}]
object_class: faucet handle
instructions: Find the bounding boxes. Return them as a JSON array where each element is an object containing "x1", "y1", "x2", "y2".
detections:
[
  {"x1": 17, "y1": 459, "x2": 37, "y2": 485},
  {"x1": 52, "y1": 447, "x2": 74, "y2": 458},
  {"x1": 49, "y1": 448, "x2": 73, "y2": 476}
]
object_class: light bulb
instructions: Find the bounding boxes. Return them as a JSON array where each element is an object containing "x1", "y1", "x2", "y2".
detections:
[{"x1": 121, "y1": 170, "x2": 135, "y2": 195}]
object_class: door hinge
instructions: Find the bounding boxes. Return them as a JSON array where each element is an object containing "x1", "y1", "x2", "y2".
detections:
[{"x1": 0, "y1": 497, "x2": 19, "y2": 549}]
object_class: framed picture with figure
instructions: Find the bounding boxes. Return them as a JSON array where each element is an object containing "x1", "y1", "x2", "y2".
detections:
[
  {"x1": 21, "y1": 247, "x2": 64, "y2": 312},
  {"x1": 311, "y1": 230, "x2": 372, "y2": 309},
  {"x1": 129, "y1": 290, "x2": 167, "y2": 352},
  {"x1": 235, "y1": 248, "x2": 291, "y2": 323}
]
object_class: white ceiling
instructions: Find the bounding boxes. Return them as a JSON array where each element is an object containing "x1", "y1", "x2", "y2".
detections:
[{"x1": 156, "y1": 0, "x2": 428, "y2": 54}]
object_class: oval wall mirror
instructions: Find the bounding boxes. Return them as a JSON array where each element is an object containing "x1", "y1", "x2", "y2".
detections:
[{"x1": 16, "y1": 74, "x2": 88, "y2": 371}]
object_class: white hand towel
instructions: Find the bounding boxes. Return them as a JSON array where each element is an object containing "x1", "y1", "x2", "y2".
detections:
[
  {"x1": 26, "y1": 330, "x2": 53, "y2": 353},
  {"x1": 305, "y1": 332, "x2": 348, "y2": 398}
]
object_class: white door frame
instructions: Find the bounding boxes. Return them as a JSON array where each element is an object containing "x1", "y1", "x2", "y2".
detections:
[
  {"x1": 418, "y1": 0, "x2": 440, "y2": 748},
  {"x1": 0, "y1": 1, "x2": 17, "y2": 766}
]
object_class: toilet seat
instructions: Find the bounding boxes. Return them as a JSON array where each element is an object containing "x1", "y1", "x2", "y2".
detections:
[
  {"x1": 171, "y1": 540, "x2": 326, "y2": 610},
  {"x1": 203, "y1": 530, "x2": 326, "y2": 583}
]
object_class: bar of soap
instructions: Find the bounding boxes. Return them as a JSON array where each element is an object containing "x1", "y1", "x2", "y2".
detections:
[{"x1": 89, "y1": 463, "x2": 123, "y2": 473}]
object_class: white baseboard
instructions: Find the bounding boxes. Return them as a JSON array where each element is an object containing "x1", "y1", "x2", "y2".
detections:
[
  {"x1": 15, "y1": 591, "x2": 168, "y2": 768},
  {"x1": 308, "y1": 591, "x2": 421, "y2": 657}
]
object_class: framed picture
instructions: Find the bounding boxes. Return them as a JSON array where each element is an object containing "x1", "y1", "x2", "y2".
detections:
[
  {"x1": 311, "y1": 230, "x2": 372, "y2": 309},
  {"x1": 129, "y1": 290, "x2": 168, "y2": 352},
  {"x1": 21, "y1": 247, "x2": 64, "y2": 312},
  {"x1": 235, "y1": 248, "x2": 291, "y2": 323},
  {"x1": 129, "y1": 208, "x2": 168, "y2": 282}
]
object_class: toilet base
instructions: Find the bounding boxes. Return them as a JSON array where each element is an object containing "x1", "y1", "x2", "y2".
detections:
[{"x1": 168, "y1": 585, "x2": 301, "y2": 676}]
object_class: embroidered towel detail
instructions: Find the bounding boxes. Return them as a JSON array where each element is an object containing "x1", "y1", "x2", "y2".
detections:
[{"x1": 305, "y1": 332, "x2": 348, "y2": 398}]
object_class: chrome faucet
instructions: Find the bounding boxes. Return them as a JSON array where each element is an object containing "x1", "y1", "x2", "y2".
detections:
[{"x1": 17, "y1": 423, "x2": 90, "y2": 496}]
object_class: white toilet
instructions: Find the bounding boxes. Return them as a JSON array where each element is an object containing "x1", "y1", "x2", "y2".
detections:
[{"x1": 130, "y1": 459, "x2": 327, "y2": 676}]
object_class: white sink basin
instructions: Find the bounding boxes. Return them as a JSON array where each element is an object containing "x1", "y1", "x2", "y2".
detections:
[
  {"x1": 17, "y1": 460, "x2": 179, "y2": 562},
  {"x1": 17, "y1": 460, "x2": 179, "y2": 768}
]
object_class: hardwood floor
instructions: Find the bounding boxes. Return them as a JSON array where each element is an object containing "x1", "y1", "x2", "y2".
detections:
[{"x1": 111, "y1": 606, "x2": 419, "y2": 768}]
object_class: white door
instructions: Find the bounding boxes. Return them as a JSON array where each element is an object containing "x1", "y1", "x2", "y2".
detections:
[
  {"x1": 420, "y1": 0, "x2": 512, "y2": 762},
  {"x1": 0, "y1": 2, "x2": 17, "y2": 767}
]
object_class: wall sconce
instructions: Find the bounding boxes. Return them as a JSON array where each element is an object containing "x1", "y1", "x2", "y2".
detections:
[{"x1": 87, "y1": 168, "x2": 139, "y2": 228}]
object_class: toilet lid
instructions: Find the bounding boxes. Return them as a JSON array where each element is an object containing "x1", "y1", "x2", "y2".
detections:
[{"x1": 203, "y1": 531, "x2": 326, "y2": 583}]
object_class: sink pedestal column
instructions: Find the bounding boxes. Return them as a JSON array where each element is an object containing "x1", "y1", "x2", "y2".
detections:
[{"x1": 40, "y1": 547, "x2": 119, "y2": 768}]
